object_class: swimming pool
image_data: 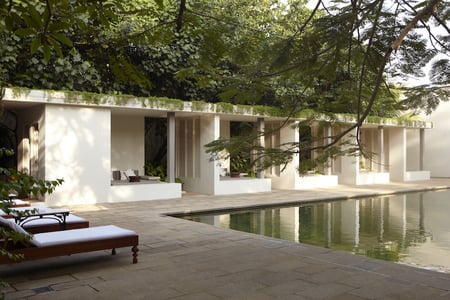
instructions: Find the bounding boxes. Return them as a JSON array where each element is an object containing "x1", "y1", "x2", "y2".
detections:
[{"x1": 180, "y1": 189, "x2": 450, "y2": 273}]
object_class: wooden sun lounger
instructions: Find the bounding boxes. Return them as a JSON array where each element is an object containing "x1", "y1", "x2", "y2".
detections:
[
  {"x1": 0, "y1": 218, "x2": 139, "y2": 264},
  {"x1": 21, "y1": 214, "x2": 90, "y2": 234},
  {"x1": 1, "y1": 207, "x2": 90, "y2": 233}
]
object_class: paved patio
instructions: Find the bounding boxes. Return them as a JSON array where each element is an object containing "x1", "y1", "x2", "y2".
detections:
[{"x1": 2, "y1": 178, "x2": 450, "y2": 299}]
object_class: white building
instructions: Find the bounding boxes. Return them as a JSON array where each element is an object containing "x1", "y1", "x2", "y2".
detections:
[
  {"x1": 1, "y1": 88, "x2": 431, "y2": 206},
  {"x1": 423, "y1": 99, "x2": 450, "y2": 177}
]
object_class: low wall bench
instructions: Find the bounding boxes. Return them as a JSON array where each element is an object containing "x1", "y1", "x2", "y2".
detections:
[
  {"x1": 111, "y1": 169, "x2": 160, "y2": 184},
  {"x1": 0, "y1": 217, "x2": 139, "y2": 264}
]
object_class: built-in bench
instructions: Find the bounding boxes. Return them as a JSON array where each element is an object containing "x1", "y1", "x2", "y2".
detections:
[{"x1": 111, "y1": 169, "x2": 160, "y2": 185}]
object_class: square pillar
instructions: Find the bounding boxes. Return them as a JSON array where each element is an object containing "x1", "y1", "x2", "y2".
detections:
[
  {"x1": 256, "y1": 117, "x2": 265, "y2": 179},
  {"x1": 420, "y1": 128, "x2": 424, "y2": 171},
  {"x1": 338, "y1": 128, "x2": 359, "y2": 185},
  {"x1": 377, "y1": 126, "x2": 385, "y2": 172},
  {"x1": 167, "y1": 112, "x2": 176, "y2": 183},
  {"x1": 270, "y1": 121, "x2": 299, "y2": 189},
  {"x1": 201, "y1": 115, "x2": 221, "y2": 194},
  {"x1": 389, "y1": 127, "x2": 406, "y2": 181},
  {"x1": 324, "y1": 126, "x2": 332, "y2": 176}
]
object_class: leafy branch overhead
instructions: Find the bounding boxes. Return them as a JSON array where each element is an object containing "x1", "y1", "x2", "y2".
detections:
[
  {"x1": 0, "y1": 147, "x2": 63, "y2": 291},
  {"x1": 0, "y1": 149, "x2": 63, "y2": 200}
]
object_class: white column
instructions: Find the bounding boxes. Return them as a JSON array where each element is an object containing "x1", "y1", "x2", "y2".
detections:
[
  {"x1": 339, "y1": 127, "x2": 359, "y2": 185},
  {"x1": 377, "y1": 126, "x2": 385, "y2": 172},
  {"x1": 420, "y1": 128, "x2": 424, "y2": 171},
  {"x1": 167, "y1": 112, "x2": 176, "y2": 183},
  {"x1": 271, "y1": 121, "x2": 299, "y2": 189},
  {"x1": 325, "y1": 126, "x2": 332, "y2": 175},
  {"x1": 200, "y1": 115, "x2": 220, "y2": 194},
  {"x1": 256, "y1": 117, "x2": 265, "y2": 179},
  {"x1": 389, "y1": 127, "x2": 406, "y2": 181}
]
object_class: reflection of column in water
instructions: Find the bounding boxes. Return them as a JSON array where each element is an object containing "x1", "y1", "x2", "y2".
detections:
[
  {"x1": 355, "y1": 200, "x2": 360, "y2": 249},
  {"x1": 326, "y1": 202, "x2": 332, "y2": 248},
  {"x1": 274, "y1": 209, "x2": 281, "y2": 238},
  {"x1": 379, "y1": 197, "x2": 384, "y2": 242},
  {"x1": 419, "y1": 193, "x2": 424, "y2": 236},
  {"x1": 259, "y1": 209, "x2": 265, "y2": 236},
  {"x1": 295, "y1": 206, "x2": 300, "y2": 243},
  {"x1": 214, "y1": 215, "x2": 220, "y2": 227},
  {"x1": 402, "y1": 194, "x2": 407, "y2": 249}
]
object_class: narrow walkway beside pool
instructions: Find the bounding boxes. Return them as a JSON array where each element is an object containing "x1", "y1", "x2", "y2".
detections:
[{"x1": 3, "y1": 179, "x2": 450, "y2": 299}]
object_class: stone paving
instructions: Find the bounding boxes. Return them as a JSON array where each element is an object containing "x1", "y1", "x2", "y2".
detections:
[{"x1": 2, "y1": 179, "x2": 450, "y2": 299}]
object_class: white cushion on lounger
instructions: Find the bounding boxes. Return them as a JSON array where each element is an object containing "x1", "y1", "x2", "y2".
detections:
[
  {"x1": 0, "y1": 206, "x2": 48, "y2": 216},
  {"x1": 7, "y1": 219, "x2": 30, "y2": 236},
  {"x1": 31, "y1": 225, "x2": 137, "y2": 247},
  {"x1": 22, "y1": 214, "x2": 87, "y2": 227},
  {"x1": 0, "y1": 199, "x2": 30, "y2": 206},
  {"x1": 0, "y1": 216, "x2": 31, "y2": 236}
]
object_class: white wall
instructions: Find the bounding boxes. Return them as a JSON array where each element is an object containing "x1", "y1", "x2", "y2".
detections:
[
  {"x1": 424, "y1": 101, "x2": 450, "y2": 177},
  {"x1": 111, "y1": 115, "x2": 145, "y2": 175},
  {"x1": 110, "y1": 182, "x2": 181, "y2": 202},
  {"x1": 338, "y1": 128, "x2": 359, "y2": 185},
  {"x1": 181, "y1": 115, "x2": 220, "y2": 194},
  {"x1": 269, "y1": 121, "x2": 298, "y2": 189},
  {"x1": 389, "y1": 127, "x2": 406, "y2": 181},
  {"x1": 406, "y1": 129, "x2": 421, "y2": 171},
  {"x1": 45, "y1": 105, "x2": 111, "y2": 206}
]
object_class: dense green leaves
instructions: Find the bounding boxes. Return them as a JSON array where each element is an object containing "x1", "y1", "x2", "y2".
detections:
[{"x1": 2, "y1": 0, "x2": 448, "y2": 111}]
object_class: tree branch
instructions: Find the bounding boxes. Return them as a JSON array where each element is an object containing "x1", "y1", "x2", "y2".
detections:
[{"x1": 176, "y1": 0, "x2": 186, "y2": 32}]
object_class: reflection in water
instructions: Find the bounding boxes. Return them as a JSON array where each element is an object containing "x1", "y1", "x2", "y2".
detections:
[{"x1": 183, "y1": 190, "x2": 450, "y2": 273}]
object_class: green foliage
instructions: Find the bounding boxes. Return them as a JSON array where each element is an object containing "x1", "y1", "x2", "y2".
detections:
[
  {"x1": 2, "y1": 0, "x2": 448, "y2": 116},
  {"x1": 144, "y1": 161, "x2": 167, "y2": 182},
  {"x1": 0, "y1": 147, "x2": 63, "y2": 297},
  {"x1": 1, "y1": 0, "x2": 123, "y2": 61},
  {"x1": 0, "y1": 167, "x2": 64, "y2": 200},
  {"x1": 230, "y1": 153, "x2": 250, "y2": 173},
  {"x1": 398, "y1": 86, "x2": 450, "y2": 115}
]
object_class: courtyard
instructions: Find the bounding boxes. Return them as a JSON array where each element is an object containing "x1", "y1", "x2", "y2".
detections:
[{"x1": 2, "y1": 178, "x2": 450, "y2": 299}]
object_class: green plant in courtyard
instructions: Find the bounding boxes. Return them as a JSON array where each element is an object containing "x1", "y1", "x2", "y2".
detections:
[
  {"x1": 0, "y1": 148, "x2": 63, "y2": 299},
  {"x1": 144, "y1": 161, "x2": 167, "y2": 182}
]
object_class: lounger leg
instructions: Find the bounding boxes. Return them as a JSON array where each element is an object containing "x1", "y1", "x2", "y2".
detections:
[
  {"x1": 132, "y1": 245, "x2": 139, "y2": 264},
  {"x1": 112, "y1": 248, "x2": 116, "y2": 255}
]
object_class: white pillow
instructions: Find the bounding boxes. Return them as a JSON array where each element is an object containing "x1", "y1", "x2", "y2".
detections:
[
  {"x1": 124, "y1": 169, "x2": 136, "y2": 178},
  {"x1": 120, "y1": 171, "x2": 128, "y2": 180}
]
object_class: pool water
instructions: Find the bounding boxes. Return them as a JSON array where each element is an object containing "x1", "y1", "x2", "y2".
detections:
[{"x1": 180, "y1": 190, "x2": 450, "y2": 273}]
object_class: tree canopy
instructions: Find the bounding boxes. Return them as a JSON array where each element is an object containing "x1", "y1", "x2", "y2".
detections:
[{"x1": 2, "y1": 0, "x2": 447, "y2": 112}]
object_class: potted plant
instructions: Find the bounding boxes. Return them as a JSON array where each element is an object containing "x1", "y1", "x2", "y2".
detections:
[{"x1": 230, "y1": 154, "x2": 249, "y2": 178}]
